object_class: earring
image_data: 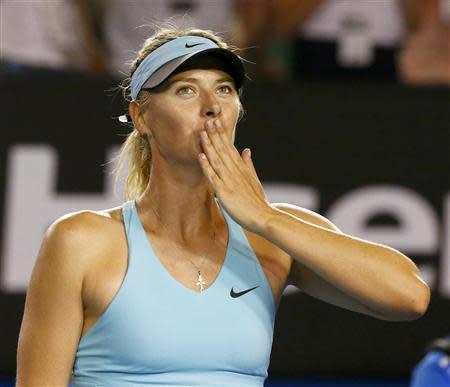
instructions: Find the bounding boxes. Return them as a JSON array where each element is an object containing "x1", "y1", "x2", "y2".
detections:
[{"x1": 141, "y1": 132, "x2": 152, "y2": 140}]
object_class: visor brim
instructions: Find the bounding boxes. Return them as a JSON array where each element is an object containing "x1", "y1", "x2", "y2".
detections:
[{"x1": 141, "y1": 48, "x2": 245, "y2": 90}]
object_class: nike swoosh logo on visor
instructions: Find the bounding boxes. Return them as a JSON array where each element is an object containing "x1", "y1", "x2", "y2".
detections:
[
  {"x1": 185, "y1": 43, "x2": 205, "y2": 48},
  {"x1": 230, "y1": 286, "x2": 260, "y2": 298}
]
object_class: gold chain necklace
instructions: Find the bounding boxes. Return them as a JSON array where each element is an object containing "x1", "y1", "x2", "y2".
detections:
[{"x1": 146, "y1": 201, "x2": 218, "y2": 292}]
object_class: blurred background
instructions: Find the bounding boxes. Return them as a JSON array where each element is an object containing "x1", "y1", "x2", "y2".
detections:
[{"x1": 0, "y1": 0, "x2": 449, "y2": 386}]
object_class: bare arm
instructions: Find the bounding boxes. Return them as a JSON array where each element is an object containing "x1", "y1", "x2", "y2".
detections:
[
  {"x1": 16, "y1": 214, "x2": 90, "y2": 386},
  {"x1": 265, "y1": 203, "x2": 430, "y2": 321}
]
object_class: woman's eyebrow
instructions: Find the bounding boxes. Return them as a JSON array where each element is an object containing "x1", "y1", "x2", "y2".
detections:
[
  {"x1": 215, "y1": 77, "x2": 234, "y2": 84},
  {"x1": 167, "y1": 76, "x2": 234, "y2": 87}
]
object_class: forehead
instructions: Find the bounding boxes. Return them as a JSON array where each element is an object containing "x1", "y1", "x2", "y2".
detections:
[{"x1": 167, "y1": 68, "x2": 234, "y2": 84}]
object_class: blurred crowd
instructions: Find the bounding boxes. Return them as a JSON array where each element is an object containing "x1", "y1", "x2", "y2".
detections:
[{"x1": 1, "y1": 0, "x2": 449, "y2": 85}]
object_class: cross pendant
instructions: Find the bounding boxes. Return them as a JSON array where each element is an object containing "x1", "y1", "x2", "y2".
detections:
[{"x1": 196, "y1": 271, "x2": 207, "y2": 292}]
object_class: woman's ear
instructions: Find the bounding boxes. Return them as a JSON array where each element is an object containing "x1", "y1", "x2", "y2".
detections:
[
  {"x1": 129, "y1": 101, "x2": 150, "y2": 136},
  {"x1": 237, "y1": 101, "x2": 245, "y2": 123}
]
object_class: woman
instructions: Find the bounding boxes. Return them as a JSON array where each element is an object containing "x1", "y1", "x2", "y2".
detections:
[{"x1": 16, "y1": 27, "x2": 430, "y2": 386}]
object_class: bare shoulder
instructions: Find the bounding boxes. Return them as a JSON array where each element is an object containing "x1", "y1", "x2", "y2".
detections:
[
  {"x1": 45, "y1": 204, "x2": 126, "y2": 271},
  {"x1": 54, "y1": 204, "x2": 124, "y2": 228},
  {"x1": 270, "y1": 202, "x2": 341, "y2": 233},
  {"x1": 50, "y1": 204, "x2": 124, "y2": 239},
  {"x1": 16, "y1": 204, "x2": 126, "y2": 385}
]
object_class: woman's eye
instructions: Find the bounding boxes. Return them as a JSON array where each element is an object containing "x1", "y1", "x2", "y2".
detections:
[
  {"x1": 218, "y1": 85, "x2": 232, "y2": 94},
  {"x1": 177, "y1": 86, "x2": 194, "y2": 95}
]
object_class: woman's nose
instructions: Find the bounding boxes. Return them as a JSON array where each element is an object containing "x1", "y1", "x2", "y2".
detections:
[
  {"x1": 201, "y1": 93, "x2": 221, "y2": 117},
  {"x1": 206, "y1": 105, "x2": 220, "y2": 117}
]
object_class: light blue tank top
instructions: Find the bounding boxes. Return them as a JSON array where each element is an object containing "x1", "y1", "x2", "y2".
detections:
[{"x1": 72, "y1": 198, "x2": 276, "y2": 386}]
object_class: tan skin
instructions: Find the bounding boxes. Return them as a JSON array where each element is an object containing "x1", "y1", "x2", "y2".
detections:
[
  {"x1": 81, "y1": 68, "x2": 429, "y2": 339},
  {"x1": 80, "y1": 66, "x2": 377, "y2": 338},
  {"x1": 113, "y1": 68, "x2": 293, "y2": 314},
  {"x1": 16, "y1": 68, "x2": 304, "y2": 384},
  {"x1": 17, "y1": 67, "x2": 428, "y2": 384}
]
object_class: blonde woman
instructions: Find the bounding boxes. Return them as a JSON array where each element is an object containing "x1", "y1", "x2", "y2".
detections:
[{"x1": 16, "y1": 26, "x2": 430, "y2": 386}]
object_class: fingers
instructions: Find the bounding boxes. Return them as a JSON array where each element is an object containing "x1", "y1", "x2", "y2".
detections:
[
  {"x1": 200, "y1": 119, "x2": 240, "y2": 176},
  {"x1": 199, "y1": 123, "x2": 224, "y2": 176},
  {"x1": 199, "y1": 118, "x2": 265, "y2": 202},
  {"x1": 198, "y1": 151, "x2": 221, "y2": 190},
  {"x1": 243, "y1": 149, "x2": 261, "y2": 181}
]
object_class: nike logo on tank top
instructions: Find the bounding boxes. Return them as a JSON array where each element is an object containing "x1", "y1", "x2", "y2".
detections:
[{"x1": 71, "y1": 199, "x2": 276, "y2": 386}]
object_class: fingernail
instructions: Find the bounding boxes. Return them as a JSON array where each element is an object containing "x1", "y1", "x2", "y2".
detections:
[
  {"x1": 207, "y1": 121, "x2": 213, "y2": 129},
  {"x1": 215, "y1": 119, "x2": 222, "y2": 128}
]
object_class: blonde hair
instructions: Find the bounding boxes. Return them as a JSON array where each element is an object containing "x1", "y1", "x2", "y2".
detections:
[{"x1": 113, "y1": 24, "x2": 245, "y2": 201}]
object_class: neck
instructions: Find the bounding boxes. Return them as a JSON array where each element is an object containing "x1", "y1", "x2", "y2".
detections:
[{"x1": 135, "y1": 160, "x2": 224, "y2": 244}]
